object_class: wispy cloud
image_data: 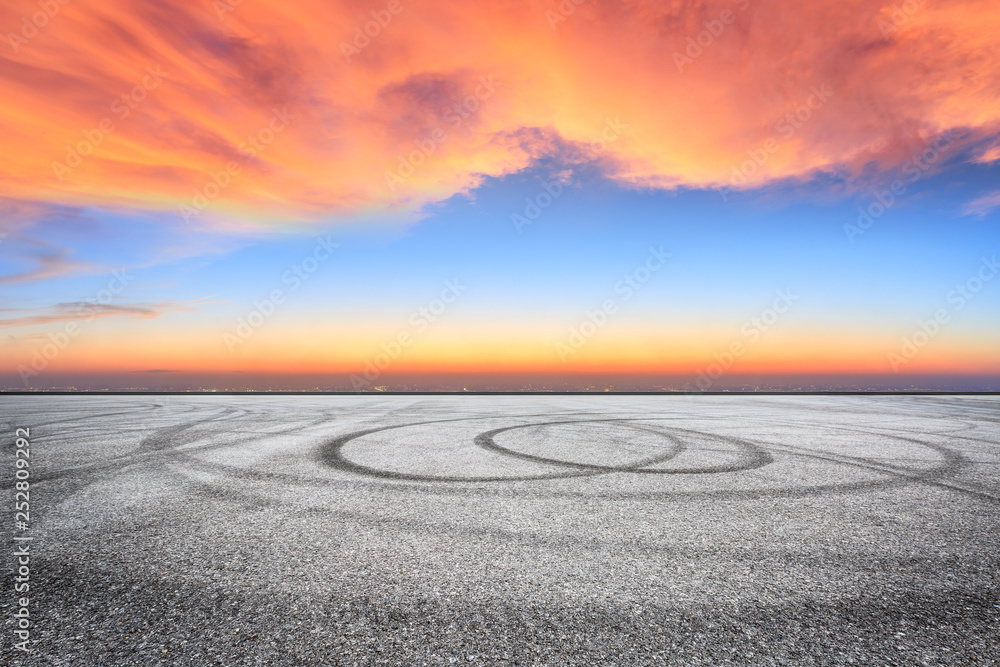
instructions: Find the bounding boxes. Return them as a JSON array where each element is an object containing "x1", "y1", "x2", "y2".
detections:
[
  {"x1": 963, "y1": 190, "x2": 1000, "y2": 217},
  {"x1": 0, "y1": 300, "x2": 199, "y2": 329},
  {"x1": 0, "y1": 199, "x2": 269, "y2": 287},
  {"x1": 0, "y1": 249, "x2": 91, "y2": 284},
  {"x1": 974, "y1": 142, "x2": 1000, "y2": 164}
]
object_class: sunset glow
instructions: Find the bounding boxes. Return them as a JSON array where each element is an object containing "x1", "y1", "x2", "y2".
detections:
[{"x1": 1, "y1": 0, "x2": 999, "y2": 390}]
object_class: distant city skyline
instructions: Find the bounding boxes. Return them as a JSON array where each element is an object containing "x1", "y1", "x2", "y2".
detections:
[{"x1": 3, "y1": 373, "x2": 998, "y2": 394}]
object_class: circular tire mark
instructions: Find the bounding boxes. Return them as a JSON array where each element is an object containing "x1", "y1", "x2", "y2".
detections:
[{"x1": 321, "y1": 418, "x2": 775, "y2": 482}]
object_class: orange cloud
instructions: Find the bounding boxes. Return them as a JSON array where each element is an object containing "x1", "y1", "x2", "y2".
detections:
[
  {"x1": 974, "y1": 138, "x2": 1000, "y2": 164},
  {"x1": 1, "y1": 0, "x2": 999, "y2": 225}
]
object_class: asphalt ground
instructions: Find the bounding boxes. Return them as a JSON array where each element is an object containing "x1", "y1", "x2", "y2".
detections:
[{"x1": 1, "y1": 394, "x2": 998, "y2": 665}]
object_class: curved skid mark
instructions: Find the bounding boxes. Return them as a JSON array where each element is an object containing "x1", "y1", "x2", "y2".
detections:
[
  {"x1": 313, "y1": 415, "x2": 997, "y2": 503},
  {"x1": 1, "y1": 410, "x2": 583, "y2": 489},
  {"x1": 475, "y1": 421, "x2": 772, "y2": 475},
  {"x1": 135, "y1": 406, "x2": 251, "y2": 453},
  {"x1": 0, "y1": 412, "x2": 338, "y2": 489},
  {"x1": 320, "y1": 418, "x2": 775, "y2": 483},
  {"x1": 11, "y1": 403, "x2": 997, "y2": 504}
]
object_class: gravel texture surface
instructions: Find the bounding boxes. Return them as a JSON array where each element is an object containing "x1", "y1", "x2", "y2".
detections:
[{"x1": 1, "y1": 394, "x2": 999, "y2": 665}]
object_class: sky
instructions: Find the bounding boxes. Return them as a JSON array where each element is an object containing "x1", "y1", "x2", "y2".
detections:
[{"x1": 1, "y1": 0, "x2": 998, "y2": 390}]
